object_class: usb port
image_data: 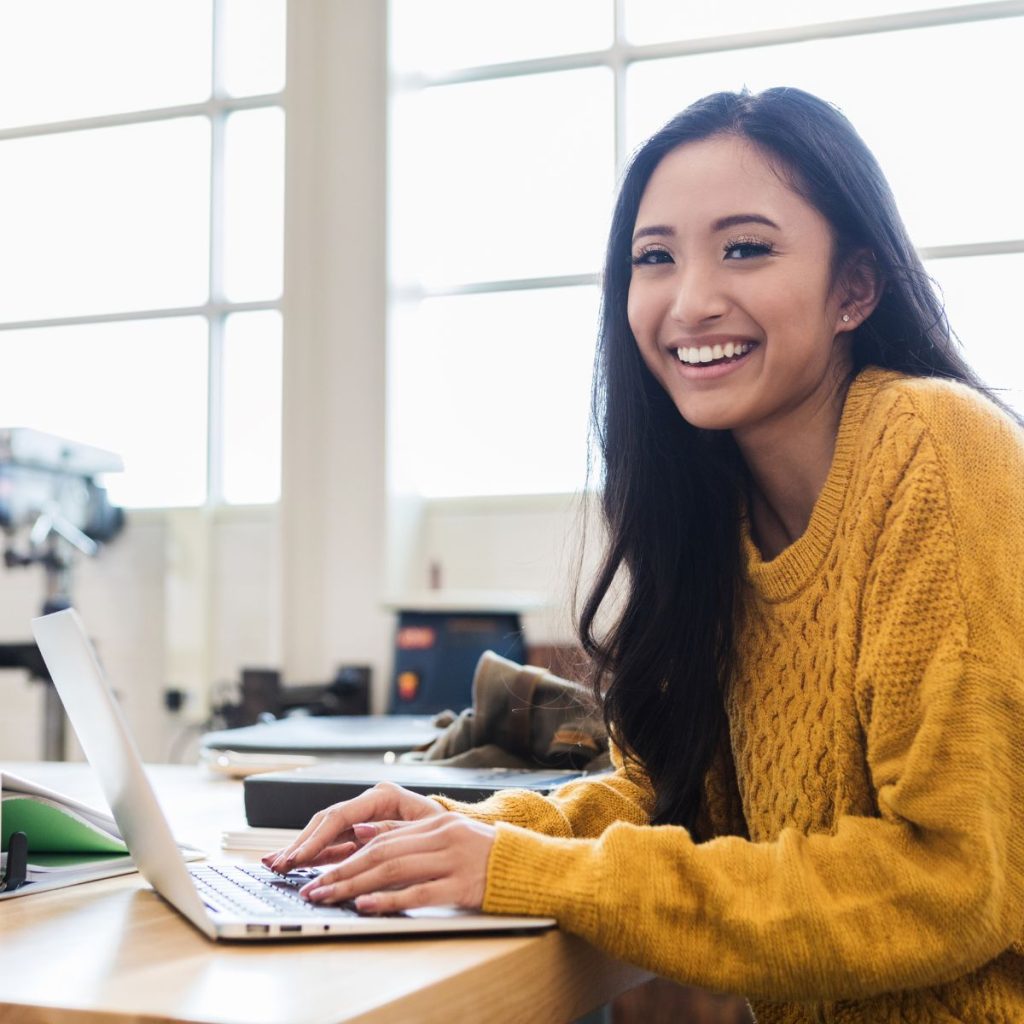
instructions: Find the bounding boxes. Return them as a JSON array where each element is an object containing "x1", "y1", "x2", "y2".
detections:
[
  {"x1": 245, "y1": 924, "x2": 270, "y2": 934},
  {"x1": 280, "y1": 925, "x2": 301, "y2": 933}
]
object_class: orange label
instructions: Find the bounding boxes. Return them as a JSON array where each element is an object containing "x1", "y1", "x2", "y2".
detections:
[
  {"x1": 397, "y1": 626, "x2": 436, "y2": 650},
  {"x1": 397, "y1": 671, "x2": 420, "y2": 701}
]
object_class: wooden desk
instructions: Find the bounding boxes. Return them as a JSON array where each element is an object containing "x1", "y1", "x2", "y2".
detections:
[{"x1": 0, "y1": 762, "x2": 649, "y2": 1024}]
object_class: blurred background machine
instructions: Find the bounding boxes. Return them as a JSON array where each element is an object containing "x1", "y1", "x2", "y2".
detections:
[
  {"x1": 0, "y1": 428, "x2": 124, "y2": 758},
  {"x1": 385, "y1": 592, "x2": 537, "y2": 715}
]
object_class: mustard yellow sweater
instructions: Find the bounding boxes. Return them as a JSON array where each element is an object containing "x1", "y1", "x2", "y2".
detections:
[{"x1": 438, "y1": 368, "x2": 1024, "y2": 1023}]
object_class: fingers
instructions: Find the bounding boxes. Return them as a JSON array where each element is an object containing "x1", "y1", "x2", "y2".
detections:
[
  {"x1": 262, "y1": 841, "x2": 355, "y2": 870},
  {"x1": 304, "y1": 851, "x2": 453, "y2": 906},
  {"x1": 351, "y1": 819, "x2": 419, "y2": 844},
  {"x1": 302, "y1": 819, "x2": 451, "y2": 894},
  {"x1": 299, "y1": 841, "x2": 359, "y2": 867},
  {"x1": 298, "y1": 813, "x2": 493, "y2": 912},
  {"x1": 264, "y1": 783, "x2": 410, "y2": 873},
  {"x1": 298, "y1": 824, "x2": 407, "y2": 866},
  {"x1": 355, "y1": 882, "x2": 452, "y2": 915},
  {"x1": 262, "y1": 817, "x2": 415, "y2": 873}
]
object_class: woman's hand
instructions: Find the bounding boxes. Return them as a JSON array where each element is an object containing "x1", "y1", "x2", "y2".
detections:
[
  {"x1": 261, "y1": 781, "x2": 447, "y2": 874},
  {"x1": 299, "y1": 812, "x2": 497, "y2": 914}
]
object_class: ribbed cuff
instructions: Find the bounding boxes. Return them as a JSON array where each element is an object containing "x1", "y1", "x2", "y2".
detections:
[
  {"x1": 431, "y1": 790, "x2": 574, "y2": 837},
  {"x1": 482, "y1": 823, "x2": 601, "y2": 935}
]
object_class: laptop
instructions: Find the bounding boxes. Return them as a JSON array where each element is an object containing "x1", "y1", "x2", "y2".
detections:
[{"x1": 31, "y1": 608, "x2": 556, "y2": 941}]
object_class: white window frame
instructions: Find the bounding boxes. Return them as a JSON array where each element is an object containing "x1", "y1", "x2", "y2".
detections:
[
  {"x1": 0, "y1": 0, "x2": 285, "y2": 508},
  {"x1": 388, "y1": 0, "x2": 1024, "y2": 499}
]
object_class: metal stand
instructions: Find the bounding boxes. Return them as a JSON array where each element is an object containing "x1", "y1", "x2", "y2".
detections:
[
  {"x1": 0, "y1": 630, "x2": 67, "y2": 761},
  {"x1": 0, "y1": 562, "x2": 75, "y2": 759}
]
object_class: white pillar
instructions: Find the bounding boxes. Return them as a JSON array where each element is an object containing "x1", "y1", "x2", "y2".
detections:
[{"x1": 279, "y1": 0, "x2": 392, "y2": 703}]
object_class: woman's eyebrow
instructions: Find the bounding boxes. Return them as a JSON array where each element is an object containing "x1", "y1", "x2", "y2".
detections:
[
  {"x1": 712, "y1": 213, "x2": 780, "y2": 231},
  {"x1": 632, "y1": 224, "x2": 674, "y2": 244}
]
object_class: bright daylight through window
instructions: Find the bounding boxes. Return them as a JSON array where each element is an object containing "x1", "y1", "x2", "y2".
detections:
[
  {"x1": 0, "y1": 0, "x2": 286, "y2": 508},
  {"x1": 388, "y1": 0, "x2": 1024, "y2": 498}
]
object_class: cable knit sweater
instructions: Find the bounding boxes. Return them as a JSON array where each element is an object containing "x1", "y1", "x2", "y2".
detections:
[{"x1": 437, "y1": 367, "x2": 1024, "y2": 1023}]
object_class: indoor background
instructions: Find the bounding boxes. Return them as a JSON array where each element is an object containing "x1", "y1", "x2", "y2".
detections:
[{"x1": 0, "y1": 0, "x2": 1021, "y2": 767}]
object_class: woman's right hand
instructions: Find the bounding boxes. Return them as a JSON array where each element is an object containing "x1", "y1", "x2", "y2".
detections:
[{"x1": 262, "y1": 782, "x2": 447, "y2": 874}]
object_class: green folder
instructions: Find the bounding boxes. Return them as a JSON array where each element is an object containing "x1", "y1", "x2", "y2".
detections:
[
  {"x1": 1, "y1": 796, "x2": 129, "y2": 855},
  {"x1": 1, "y1": 772, "x2": 135, "y2": 897}
]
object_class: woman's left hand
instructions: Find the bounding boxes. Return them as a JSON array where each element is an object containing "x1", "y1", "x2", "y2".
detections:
[{"x1": 299, "y1": 812, "x2": 496, "y2": 914}]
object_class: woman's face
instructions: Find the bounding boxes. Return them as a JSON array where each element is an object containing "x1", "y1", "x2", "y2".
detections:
[{"x1": 627, "y1": 134, "x2": 855, "y2": 438}]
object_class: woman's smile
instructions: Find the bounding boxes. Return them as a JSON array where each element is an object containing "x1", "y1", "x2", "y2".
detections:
[{"x1": 670, "y1": 337, "x2": 761, "y2": 380}]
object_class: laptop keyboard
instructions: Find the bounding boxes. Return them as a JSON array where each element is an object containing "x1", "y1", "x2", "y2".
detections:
[{"x1": 191, "y1": 863, "x2": 360, "y2": 918}]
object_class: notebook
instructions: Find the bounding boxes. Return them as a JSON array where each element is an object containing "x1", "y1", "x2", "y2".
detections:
[
  {"x1": 244, "y1": 762, "x2": 593, "y2": 828},
  {"x1": 31, "y1": 608, "x2": 556, "y2": 941}
]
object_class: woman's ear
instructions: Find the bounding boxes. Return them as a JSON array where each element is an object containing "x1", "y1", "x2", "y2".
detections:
[{"x1": 836, "y1": 250, "x2": 883, "y2": 331}]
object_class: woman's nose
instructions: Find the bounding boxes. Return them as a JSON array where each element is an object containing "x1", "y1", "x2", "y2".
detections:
[{"x1": 669, "y1": 265, "x2": 728, "y2": 326}]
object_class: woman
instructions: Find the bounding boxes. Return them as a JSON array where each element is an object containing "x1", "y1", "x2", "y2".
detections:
[{"x1": 266, "y1": 89, "x2": 1024, "y2": 1022}]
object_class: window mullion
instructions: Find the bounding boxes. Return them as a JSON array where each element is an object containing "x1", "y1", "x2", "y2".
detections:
[
  {"x1": 611, "y1": 0, "x2": 629, "y2": 175},
  {"x1": 207, "y1": 0, "x2": 229, "y2": 507}
]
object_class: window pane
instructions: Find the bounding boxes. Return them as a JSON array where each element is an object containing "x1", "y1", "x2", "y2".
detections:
[
  {"x1": 222, "y1": 311, "x2": 282, "y2": 504},
  {"x1": 625, "y1": 0, "x2": 1006, "y2": 44},
  {"x1": 0, "y1": 118, "x2": 211, "y2": 322},
  {"x1": 0, "y1": 0, "x2": 212, "y2": 130},
  {"x1": 0, "y1": 318, "x2": 208, "y2": 507},
  {"x1": 390, "y1": 69, "x2": 614, "y2": 287},
  {"x1": 223, "y1": 107, "x2": 285, "y2": 302},
  {"x1": 625, "y1": 19, "x2": 1024, "y2": 249},
  {"x1": 389, "y1": 0, "x2": 613, "y2": 73},
  {"x1": 390, "y1": 287, "x2": 598, "y2": 496},
  {"x1": 925, "y1": 253, "x2": 1024, "y2": 416},
  {"x1": 221, "y1": 0, "x2": 286, "y2": 97}
]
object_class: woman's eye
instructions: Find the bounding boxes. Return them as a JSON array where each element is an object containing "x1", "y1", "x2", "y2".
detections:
[
  {"x1": 631, "y1": 248, "x2": 673, "y2": 266},
  {"x1": 723, "y1": 239, "x2": 774, "y2": 260}
]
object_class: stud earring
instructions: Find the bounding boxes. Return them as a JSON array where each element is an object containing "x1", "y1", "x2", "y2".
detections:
[{"x1": 841, "y1": 314, "x2": 851, "y2": 323}]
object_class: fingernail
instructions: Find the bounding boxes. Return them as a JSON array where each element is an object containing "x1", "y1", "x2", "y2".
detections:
[
  {"x1": 355, "y1": 895, "x2": 377, "y2": 912},
  {"x1": 353, "y1": 823, "x2": 377, "y2": 839},
  {"x1": 306, "y1": 887, "x2": 326, "y2": 901}
]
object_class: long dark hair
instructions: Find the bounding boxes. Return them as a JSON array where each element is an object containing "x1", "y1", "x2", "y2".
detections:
[{"x1": 578, "y1": 87, "x2": 1001, "y2": 832}]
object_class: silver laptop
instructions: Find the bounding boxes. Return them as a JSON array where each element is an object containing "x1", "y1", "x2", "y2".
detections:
[{"x1": 31, "y1": 608, "x2": 555, "y2": 941}]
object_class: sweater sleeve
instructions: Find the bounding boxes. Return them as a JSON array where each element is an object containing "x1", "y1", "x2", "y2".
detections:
[
  {"x1": 432, "y1": 744, "x2": 654, "y2": 838},
  {"x1": 477, "y1": 404, "x2": 1024, "y2": 1002}
]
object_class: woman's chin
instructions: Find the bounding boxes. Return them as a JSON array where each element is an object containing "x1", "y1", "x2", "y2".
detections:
[{"x1": 674, "y1": 396, "x2": 744, "y2": 433}]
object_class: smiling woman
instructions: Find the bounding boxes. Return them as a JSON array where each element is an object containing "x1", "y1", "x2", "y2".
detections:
[{"x1": 269, "y1": 88, "x2": 1024, "y2": 1024}]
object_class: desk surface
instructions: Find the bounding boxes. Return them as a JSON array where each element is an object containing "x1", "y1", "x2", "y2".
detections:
[{"x1": 0, "y1": 761, "x2": 648, "y2": 1024}]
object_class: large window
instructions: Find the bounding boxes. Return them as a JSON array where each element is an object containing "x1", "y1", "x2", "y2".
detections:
[
  {"x1": 0, "y1": 0, "x2": 286, "y2": 507},
  {"x1": 388, "y1": 0, "x2": 1024, "y2": 498}
]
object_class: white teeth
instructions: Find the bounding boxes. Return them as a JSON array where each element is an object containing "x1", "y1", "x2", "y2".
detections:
[{"x1": 675, "y1": 342, "x2": 754, "y2": 365}]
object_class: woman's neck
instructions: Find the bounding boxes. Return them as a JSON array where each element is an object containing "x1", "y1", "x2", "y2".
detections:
[{"x1": 735, "y1": 377, "x2": 851, "y2": 560}]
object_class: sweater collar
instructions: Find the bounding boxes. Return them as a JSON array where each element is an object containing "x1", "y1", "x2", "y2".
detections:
[{"x1": 740, "y1": 365, "x2": 901, "y2": 601}]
